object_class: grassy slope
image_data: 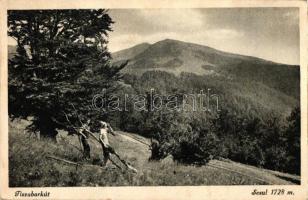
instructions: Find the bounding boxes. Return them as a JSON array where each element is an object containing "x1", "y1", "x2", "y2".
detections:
[{"x1": 9, "y1": 119, "x2": 297, "y2": 187}]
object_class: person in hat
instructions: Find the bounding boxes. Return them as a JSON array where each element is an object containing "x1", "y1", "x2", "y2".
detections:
[
  {"x1": 98, "y1": 121, "x2": 138, "y2": 173},
  {"x1": 98, "y1": 121, "x2": 116, "y2": 166}
]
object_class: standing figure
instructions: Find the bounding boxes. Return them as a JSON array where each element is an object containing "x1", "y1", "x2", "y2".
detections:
[
  {"x1": 99, "y1": 121, "x2": 115, "y2": 166},
  {"x1": 98, "y1": 121, "x2": 138, "y2": 173},
  {"x1": 78, "y1": 119, "x2": 91, "y2": 160}
]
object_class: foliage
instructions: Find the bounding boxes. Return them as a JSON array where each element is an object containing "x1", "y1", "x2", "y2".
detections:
[
  {"x1": 8, "y1": 10, "x2": 125, "y2": 140},
  {"x1": 115, "y1": 71, "x2": 300, "y2": 174},
  {"x1": 284, "y1": 107, "x2": 301, "y2": 174}
]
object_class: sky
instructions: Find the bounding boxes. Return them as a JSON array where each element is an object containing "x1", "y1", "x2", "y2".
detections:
[
  {"x1": 7, "y1": 8, "x2": 299, "y2": 65},
  {"x1": 107, "y1": 8, "x2": 299, "y2": 65}
]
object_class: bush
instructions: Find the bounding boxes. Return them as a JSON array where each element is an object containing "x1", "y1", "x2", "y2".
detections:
[{"x1": 115, "y1": 71, "x2": 300, "y2": 174}]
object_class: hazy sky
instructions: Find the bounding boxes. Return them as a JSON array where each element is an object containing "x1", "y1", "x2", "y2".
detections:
[
  {"x1": 7, "y1": 8, "x2": 299, "y2": 65},
  {"x1": 108, "y1": 8, "x2": 299, "y2": 65}
]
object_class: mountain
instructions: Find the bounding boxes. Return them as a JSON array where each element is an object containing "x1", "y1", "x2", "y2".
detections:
[
  {"x1": 112, "y1": 39, "x2": 300, "y2": 100},
  {"x1": 112, "y1": 38, "x2": 277, "y2": 74},
  {"x1": 8, "y1": 39, "x2": 300, "y2": 117},
  {"x1": 112, "y1": 43, "x2": 151, "y2": 61}
]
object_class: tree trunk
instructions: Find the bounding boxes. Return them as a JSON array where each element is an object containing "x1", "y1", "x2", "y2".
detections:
[
  {"x1": 40, "y1": 128, "x2": 58, "y2": 142},
  {"x1": 38, "y1": 115, "x2": 58, "y2": 142}
]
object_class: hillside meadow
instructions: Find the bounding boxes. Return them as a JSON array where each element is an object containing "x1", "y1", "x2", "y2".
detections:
[{"x1": 9, "y1": 119, "x2": 273, "y2": 187}]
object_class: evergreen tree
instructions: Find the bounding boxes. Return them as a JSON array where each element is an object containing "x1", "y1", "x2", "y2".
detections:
[{"x1": 8, "y1": 10, "x2": 125, "y2": 141}]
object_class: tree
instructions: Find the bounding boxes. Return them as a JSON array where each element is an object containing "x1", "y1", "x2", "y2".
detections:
[
  {"x1": 8, "y1": 10, "x2": 126, "y2": 141},
  {"x1": 284, "y1": 107, "x2": 301, "y2": 174}
]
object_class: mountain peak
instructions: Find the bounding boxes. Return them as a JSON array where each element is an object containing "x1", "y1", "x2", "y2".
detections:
[
  {"x1": 159, "y1": 38, "x2": 179, "y2": 43},
  {"x1": 154, "y1": 38, "x2": 187, "y2": 46}
]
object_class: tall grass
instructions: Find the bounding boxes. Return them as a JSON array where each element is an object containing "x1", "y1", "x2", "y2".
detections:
[{"x1": 9, "y1": 120, "x2": 266, "y2": 187}]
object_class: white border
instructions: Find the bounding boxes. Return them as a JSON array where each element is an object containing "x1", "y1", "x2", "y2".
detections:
[{"x1": 0, "y1": 1, "x2": 307, "y2": 200}]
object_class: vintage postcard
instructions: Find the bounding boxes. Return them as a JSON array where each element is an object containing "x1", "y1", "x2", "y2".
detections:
[{"x1": 0, "y1": 0, "x2": 307, "y2": 199}]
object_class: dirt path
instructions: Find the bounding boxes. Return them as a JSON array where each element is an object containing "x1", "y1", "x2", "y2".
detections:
[
  {"x1": 114, "y1": 131, "x2": 297, "y2": 185},
  {"x1": 116, "y1": 132, "x2": 150, "y2": 147},
  {"x1": 209, "y1": 160, "x2": 296, "y2": 185}
]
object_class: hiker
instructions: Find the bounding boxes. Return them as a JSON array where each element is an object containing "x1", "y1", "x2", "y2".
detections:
[
  {"x1": 98, "y1": 121, "x2": 138, "y2": 173},
  {"x1": 98, "y1": 121, "x2": 116, "y2": 166},
  {"x1": 78, "y1": 119, "x2": 91, "y2": 160}
]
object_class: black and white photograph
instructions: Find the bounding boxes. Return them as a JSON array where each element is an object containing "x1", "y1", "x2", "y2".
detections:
[{"x1": 1, "y1": 0, "x2": 307, "y2": 199}]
